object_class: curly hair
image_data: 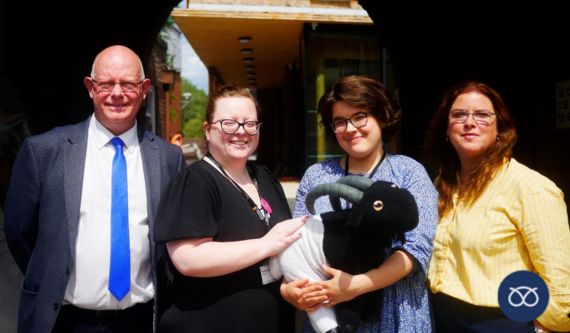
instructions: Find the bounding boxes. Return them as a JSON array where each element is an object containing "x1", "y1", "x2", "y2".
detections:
[
  {"x1": 318, "y1": 75, "x2": 401, "y2": 144},
  {"x1": 423, "y1": 81, "x2": 517, "y2": 218}
]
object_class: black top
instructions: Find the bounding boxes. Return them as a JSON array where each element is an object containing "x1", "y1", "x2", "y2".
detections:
[{"x1": 154, "y1": 160, "x2": 295, "y2": 333}]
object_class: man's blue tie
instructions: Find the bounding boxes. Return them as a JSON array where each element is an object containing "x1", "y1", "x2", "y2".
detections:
[{"x1": 109, "y1": 137, "x2": 130, "y2": 301}]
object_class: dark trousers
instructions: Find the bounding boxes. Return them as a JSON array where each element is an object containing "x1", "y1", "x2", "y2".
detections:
[
  {"x1": 431, "y1": 291, "x2": 535, "y2": 333},
  {"x1": 51, "y1": 300, "x2": 153, "y2": 333}
]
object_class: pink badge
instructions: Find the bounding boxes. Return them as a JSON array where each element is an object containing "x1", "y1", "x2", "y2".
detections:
[{"x1": 261, "y1": 199, "x2": 272, "y2": 214}]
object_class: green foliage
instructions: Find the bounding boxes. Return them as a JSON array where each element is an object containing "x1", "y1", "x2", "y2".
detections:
[
  {"x1": 169, "y1": 90, "x2": 178, "y2": 124},
  {"x1": 169, "y1": 107, "x2": 178, "y2": 124},
  {"x1": 181, "y1": 77, "x2": 208, "y2": 138},
  {"x1": 159, "y1": 16, "x2": 175, "y2": 41},
  {"x1": 160, "y1": 16, "x2": 178, "y2": 70},
  {"x1": 183, "y1": 118, "x2": 206, "y2": 138}
]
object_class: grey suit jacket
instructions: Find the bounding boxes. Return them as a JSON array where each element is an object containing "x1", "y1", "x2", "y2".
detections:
[{"x1": 3, "y1": 115, "x2": 186, "y2": 333}]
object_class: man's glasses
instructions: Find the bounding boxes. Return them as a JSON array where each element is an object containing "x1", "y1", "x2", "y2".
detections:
[
  {"x1": 213, "y1": 119, "x2": 262, "y2": 135},
  {"x1": 92, "y1": 79, "x2": 144, "y2": 92},
  {"x1": 331, "y1": 112, "x2": 369, "y2": 133},
  {"x1": 449, "y1": 109, "x2": 496, "y2": 126}
]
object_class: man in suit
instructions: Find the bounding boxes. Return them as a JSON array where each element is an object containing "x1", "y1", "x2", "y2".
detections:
[{"x1": 3, "y1": 45, "x2": 185, "y2": 333}]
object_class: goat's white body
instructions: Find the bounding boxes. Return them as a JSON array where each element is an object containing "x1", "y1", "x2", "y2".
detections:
[{"x1": 269, "y1": 215, "x2": 337, "y2": 333}]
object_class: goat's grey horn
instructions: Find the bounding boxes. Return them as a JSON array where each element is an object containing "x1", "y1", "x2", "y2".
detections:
[
  {"x1": 305, "y1": 183, "x2": 364, "y2": 215},
  {"x1": 330, "y1": 176, "x2": 373, "y2": 211},
  {"x1": 336, "y1": 176, "x2": 374, "y2": 191}
]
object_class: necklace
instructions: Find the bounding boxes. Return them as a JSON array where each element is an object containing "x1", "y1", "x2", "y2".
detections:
[
  {"x1": 205, "y1": 152, "x2": 270, "y2": 230},
  {"x1": 344, "y1": 150, "x2": 387, "y2": 178}
]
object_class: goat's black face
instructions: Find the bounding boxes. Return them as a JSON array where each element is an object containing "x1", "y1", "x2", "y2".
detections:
[{"x1": 345, "y1": 181, "x2": 419, "y2": 235}]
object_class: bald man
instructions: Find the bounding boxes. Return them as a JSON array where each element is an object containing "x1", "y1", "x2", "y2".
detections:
[{"x1": 4, "y1": 45, "x2": 185, "y2": 333}]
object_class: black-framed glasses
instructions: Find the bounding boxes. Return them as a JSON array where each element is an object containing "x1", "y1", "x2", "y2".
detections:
[
  {"x1": 91, "y1": 79, "x2": 144, "y2": 92},
  {"x1": 331, "y1": 112, "x2": 369, "y2": 133},
  {"x1": 449, "y1": 109, "x2": 496, "y2": 126},
  {"x1": 213, "y1": 119, "x2": 262, "y2": 135}
]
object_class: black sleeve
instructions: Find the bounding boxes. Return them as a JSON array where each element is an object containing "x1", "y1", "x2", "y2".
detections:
[{"x1": 154, "y1": 166, "x2": 219, "y2": 243}]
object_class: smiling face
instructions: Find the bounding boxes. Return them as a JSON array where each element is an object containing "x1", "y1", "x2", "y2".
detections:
[
  {"x1": 84, "y1": 46, "x2": 150, "y2": 136},
  {"x1": 332, "y1": 100, "x2": 383, "y2": 161},
  {"x1": 204, "y1": 96, "x2": 259, "y2": 167},
  {"x1": 447, "y1": 92, "x2": 498, "y2": 166}
]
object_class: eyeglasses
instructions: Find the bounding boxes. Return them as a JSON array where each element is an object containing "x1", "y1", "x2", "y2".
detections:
[
  {"x1": 91, "y1": 79, "x2": 144, "y2": 92},
  {"x1": 213, "y1": 119, "x2": 262, "y2": 135},
  {"x1": 449, "y1": 109, "x2": 496, "y2": 126},
  {"x1": 331, "y1": 112, "x2": 369, "y2": 133}
]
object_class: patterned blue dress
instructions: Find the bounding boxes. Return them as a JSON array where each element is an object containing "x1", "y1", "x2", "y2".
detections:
[{"x1": 293, "y1": 155, "x2": 438, "y2": 333}]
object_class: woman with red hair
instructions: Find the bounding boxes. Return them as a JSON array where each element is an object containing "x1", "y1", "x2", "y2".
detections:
[{"x1": 424, "y1": 82, "x2": 570, "y2": 332}]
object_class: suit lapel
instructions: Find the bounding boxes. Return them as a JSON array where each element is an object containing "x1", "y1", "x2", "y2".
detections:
[
  {"x1": 64, "y1": 117, "x2": 90, "y2": 257},
  {"x1": 138, "y1": 127, "x2": 160, "y2": 248}
]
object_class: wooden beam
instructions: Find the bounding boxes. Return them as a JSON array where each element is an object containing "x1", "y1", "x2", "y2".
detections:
[{"x1": 172, "y1": 8, "x2": 373, "y2": 24}]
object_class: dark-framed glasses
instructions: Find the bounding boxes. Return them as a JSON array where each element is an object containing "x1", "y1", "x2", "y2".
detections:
[
  {"x1": 92, "y1": 79, "x2": 144, "y2": 92},
  {"x1": 213, "y1": 119, "x2": 262, "y2": 135},
  {"x1": 331, "y1": 112, "x2": 369, "y2": 133},
  {"x1": 449, "y1": 109, "x2": 496, "y2": 126}
]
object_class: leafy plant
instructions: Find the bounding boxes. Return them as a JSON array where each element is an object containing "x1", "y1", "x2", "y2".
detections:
[
  {"x1": 181, "y1": 77, "x2": 208, "y2": 138},
  {"x1": 159, "y1": 16, "x2": 175, "y2": 41},
  {"x1": 169, "y1": 90, "x2": 178, "y2": 124},
  {"x1": 160, "y1": 16, "x2": 179, "y2": 71}
]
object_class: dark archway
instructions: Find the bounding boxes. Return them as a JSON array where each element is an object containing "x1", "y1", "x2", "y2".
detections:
[
  {"x1": 2, "y1": 1, "x2": 570, "y2": 209},
  {"x1": 1, "y1": 0, "x2": 179, "y2": 134},
  {"x1": 358, "y1": 2, "x2": 570, "y2": 210}
]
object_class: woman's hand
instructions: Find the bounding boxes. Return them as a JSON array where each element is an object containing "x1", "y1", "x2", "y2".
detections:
[
  {"x1": 304, "y1": 265, "x2": 362, "y2": 307},
  {"x1": 261, "y1": 215, "x2": 307, "y2": 257},
  {"x1": 281, "y1": 278, "x2": 327, "y2": 312},
  {"x1": 301, "y1": 251, "x2": 414, "y2": 307}
]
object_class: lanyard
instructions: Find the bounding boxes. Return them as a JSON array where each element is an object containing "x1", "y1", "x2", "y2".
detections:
[
  {"x1": 344, "y1": 151, "x2": 387, "y2": 178},
  {"x1": 206, "y1": 152, "x2": 269, "y2": 230}
]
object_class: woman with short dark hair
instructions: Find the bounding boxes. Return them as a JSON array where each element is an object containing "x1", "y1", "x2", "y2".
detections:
[
  {"x1": 317, "y1": 75, "x2": 402, "y2": 145},
  {"x1": 282, "y1": 75, "x2": 439, "y2": 332},
  {"x1": 425, "y1": 81, "x2": 570, "y2": 332}
]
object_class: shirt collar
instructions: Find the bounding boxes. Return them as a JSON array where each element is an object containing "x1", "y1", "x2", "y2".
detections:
[{"x1": 89, "y1": 115, "x2": 139, "y2": 153}]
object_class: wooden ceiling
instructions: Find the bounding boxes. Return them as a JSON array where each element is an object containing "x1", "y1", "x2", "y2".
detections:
[{"x1": 172, "y1": 7, "x2": 372, "y2": 90}]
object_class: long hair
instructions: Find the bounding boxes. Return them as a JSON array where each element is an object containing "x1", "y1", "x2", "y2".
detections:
[
  {"x1": 318, "y1": 75, "x2": 401, "y2": 144},
  {"x1": 423, "y1": 81, "x2": 517, "y2": 218}
]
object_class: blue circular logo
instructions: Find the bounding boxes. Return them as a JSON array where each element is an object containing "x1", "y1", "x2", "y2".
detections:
[{"x1": 498, "y1": 270, "x2": 549, "y2": 322}]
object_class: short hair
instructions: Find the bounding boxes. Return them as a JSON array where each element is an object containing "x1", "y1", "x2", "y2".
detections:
[
  {"x1": 90, "y1": 47, "x2": 145, "y2": 80},
  {"x1": 318, "y1": 75, "x2": 401, "y2": 144},
  {"x1": 423, "y1": 81, "x2": 517, "y2": 217},
  {"x1": 205, "y1": 84, "x2": 260, "y2": 124}
]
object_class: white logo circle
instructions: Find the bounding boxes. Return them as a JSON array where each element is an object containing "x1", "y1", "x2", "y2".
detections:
[{"x1": 508, "y1": 286, "x2": 539, "y2": 307}]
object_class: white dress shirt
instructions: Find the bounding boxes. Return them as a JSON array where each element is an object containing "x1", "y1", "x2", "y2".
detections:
[{"x1": 64, "y1": 116, "x2": 153, "y2": 309}]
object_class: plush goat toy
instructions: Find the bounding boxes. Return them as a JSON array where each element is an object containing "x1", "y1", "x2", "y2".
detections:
[{"x1": 270, "y1": 176, "x2": 419, "y2": 333}]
